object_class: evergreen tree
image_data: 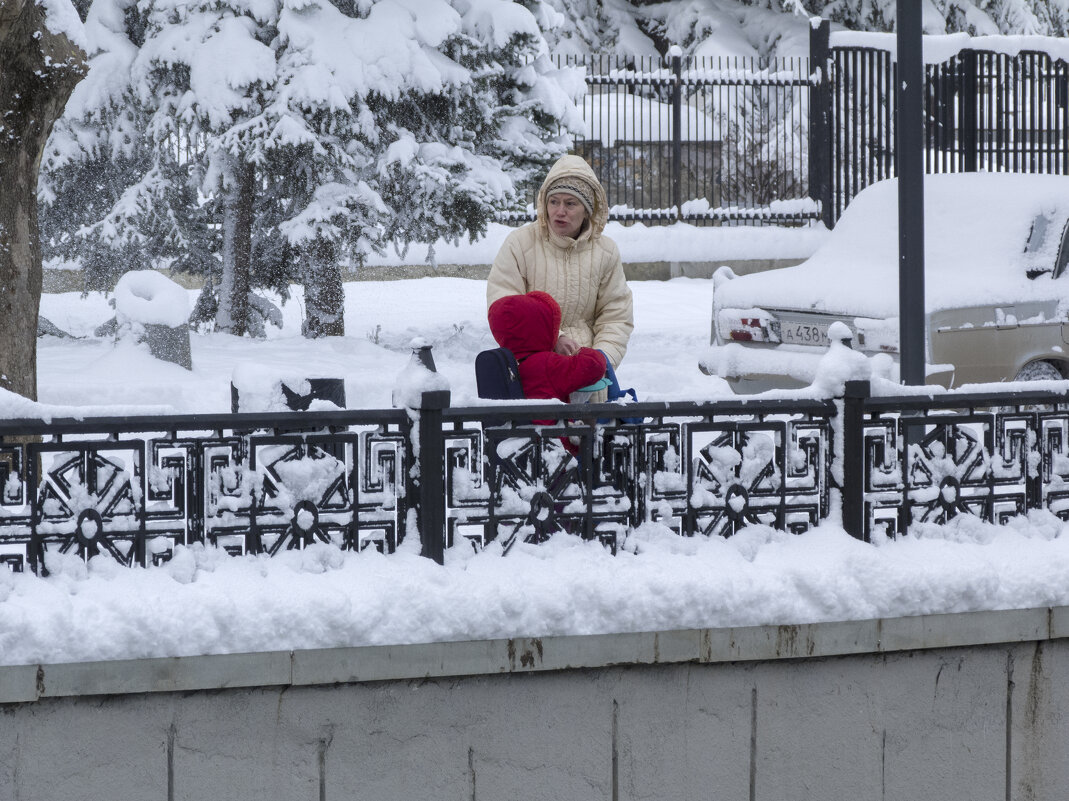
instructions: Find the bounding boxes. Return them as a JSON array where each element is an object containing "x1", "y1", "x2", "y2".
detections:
[
  {"x1": 375, "y1": 1, "x2": 583, "y2": 253},
  {"x1": 46, "y1": 0, "x2": 581, "y2": 339},
  {"x1": 533, "y1": 0, "x2": 661, "y2": 55},
  {"x1": 264, "y1": 0, "x2": 580, "y2": 335},
  {"x1": 39, "y1": 0, "x2": 210, "y2": 293},
  {"x1": 136, "y1": 0, "x2": 279, "y2": 335},
  {"x1": 1034, "y1": 0, "x2": 1069, "y2": 35}
]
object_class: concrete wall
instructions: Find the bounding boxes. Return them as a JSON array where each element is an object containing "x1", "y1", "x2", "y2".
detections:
[{"x1": 4, "y1": 608, "x2": 1064, "y2": 801}]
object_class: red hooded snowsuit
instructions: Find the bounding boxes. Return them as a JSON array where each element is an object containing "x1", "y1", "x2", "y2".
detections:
[{"x1": 487, "y1": 291, "x2": 606, "y2": 403}]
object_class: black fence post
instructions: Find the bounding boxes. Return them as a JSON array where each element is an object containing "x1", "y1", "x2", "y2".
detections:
[
  {"x1": 959, "y1": 50, "x2": 978, "y2": 172},
  {"x1": 896, "y1": 0, "x2": 927, "y2": 388},
  {"x1": 416, "y1": 388, "x2": 450, "y2": 564},
  {"x1": 808, "y1": 19, "x2": 833, "y2": 229},
  {"x1": 841, "y1": 379, "x2": 870, "y2": 541},
  {"x1": 670, "y1": 45, "x2": 683, "y2": 221},
  {"x1": 395, "y1": 343, "x2": 451, "y2": 564}
]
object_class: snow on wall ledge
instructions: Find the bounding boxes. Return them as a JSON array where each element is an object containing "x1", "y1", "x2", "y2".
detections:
[{"x1": 0, "y1": 604, "x2": 1062, "y2": 702}]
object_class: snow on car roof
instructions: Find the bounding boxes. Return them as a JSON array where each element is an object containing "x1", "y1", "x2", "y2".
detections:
[{"x1": 716, "y1": 173, "x2": 1069, "y2": 318}]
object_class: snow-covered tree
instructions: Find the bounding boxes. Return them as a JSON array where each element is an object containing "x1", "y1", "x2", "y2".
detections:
[
  {"x1": 375, "y1": 0, "x2": 583, "y2": 251},
  {"x1": 532, "y1": 0, "x2": 662, "y2": 55},
  {"x1": 40, "y1": 0, "x2": 212, "y2": 294},
  {"x1": 134, "y1": 0, "x2": 280, "y2": 335},
  {"x1": 766, "y1": 0, "x2": 1064, "y2": 35},
  {"x1": 44, "y1": 0, "x2": 581, "y2": 339},
  {"x1": 1032, "y1": 0, "x2": 1069, "y2": 34},
  {"x1": 257, "y1": 0, "x2": 585, "y2": 335},
  {"x1": 0, "y1": 0, "x2": 87, "y2": 401},
  {"x1": 584, "y1": 0, "x2": 1069, "y2": 54}
]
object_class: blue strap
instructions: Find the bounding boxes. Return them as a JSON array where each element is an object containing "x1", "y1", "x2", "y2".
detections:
[
  {"x1": 575, "y1": 376, "x2": 612, "y2": 393},
  {"x1": 597, "y1": 351, "x2": 643, "y2": 424}
]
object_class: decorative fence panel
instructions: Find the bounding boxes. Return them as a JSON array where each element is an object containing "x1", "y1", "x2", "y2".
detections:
[
  {"x1": 0, "y1": 393, "x2": 837, "y2": 573},
  {"x1": 442, "y1": 398, "x2": 834, "y2": 553},
  {"x1": 0, "y1": 410, "x2": 412, "y2": 573},
  {"x1": 6, "y1": 369, "x2": 1069, "y2": 573},
  {"x1": 841, "y1": 381, "x2": 1069, "y2": 540}
]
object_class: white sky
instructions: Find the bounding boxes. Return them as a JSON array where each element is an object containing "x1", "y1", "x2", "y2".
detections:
[{"x1": 5, "y1": 214, "x2": 1069, "y2": 668}]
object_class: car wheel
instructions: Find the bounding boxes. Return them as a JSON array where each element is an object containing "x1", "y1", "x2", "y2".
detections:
[{"x1": 1013, "y1": 360, "x2": 1063, "y2": 381}]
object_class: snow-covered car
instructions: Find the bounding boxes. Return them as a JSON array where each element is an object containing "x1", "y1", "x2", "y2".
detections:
[{"x1": 699, "y1": 173, "x2": 1069, "y2": 392}]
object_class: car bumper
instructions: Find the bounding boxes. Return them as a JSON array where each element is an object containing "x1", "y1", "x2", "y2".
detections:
[{"x1": 699, "y1": 343, "x2": 826, "y2": 388}]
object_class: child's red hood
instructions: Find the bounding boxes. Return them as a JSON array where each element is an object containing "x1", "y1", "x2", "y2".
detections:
[{"x1": 487, "y1": 291, "x2": 561, "y2": 359}]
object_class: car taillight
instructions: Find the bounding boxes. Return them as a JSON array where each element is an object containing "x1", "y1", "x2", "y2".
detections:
[
  {"x1": 854, "y1": 318, "x2": 899, "y2": 353},
  {"x1": 730, "y1": 318, "x2": 761, "y2": 341},
  {"x1": 717, "y1": 310, "x2": 777, "y2": 343}
]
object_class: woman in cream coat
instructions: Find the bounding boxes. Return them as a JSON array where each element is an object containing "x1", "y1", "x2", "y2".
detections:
[{"x1": 487, "y1": 155, "x2": 634, "y2": 372}]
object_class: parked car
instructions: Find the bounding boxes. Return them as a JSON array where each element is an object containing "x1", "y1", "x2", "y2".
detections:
[{"x1": 699, "y1": 173, "x2": 1069, "y2": 392}]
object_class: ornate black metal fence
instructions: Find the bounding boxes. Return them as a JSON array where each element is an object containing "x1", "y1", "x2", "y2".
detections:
[
  {"x1": 0, "y1": 390, "x2": 836, "y2": 573},
  {"x1": 841, "y1": 380, "x2": 1069, "y2": 540},
  {"x1": 3, "y1": 371, "x2": 1069, "y2": 574}
]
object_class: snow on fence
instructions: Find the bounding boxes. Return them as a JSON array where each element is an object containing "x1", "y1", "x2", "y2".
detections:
[{"x1": 1, "y1": 352, "x2": 1069, "y2": 573}]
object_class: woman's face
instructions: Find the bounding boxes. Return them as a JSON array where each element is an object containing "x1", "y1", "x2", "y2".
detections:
[{"x1": 547, "y1": 193, "x2": 588, "y2": 238}]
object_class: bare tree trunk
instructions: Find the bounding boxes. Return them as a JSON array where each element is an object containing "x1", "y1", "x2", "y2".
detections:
[
  {"x1": 301, "y1": 237, "x2": 345, "y2": 338},
  {"x1": 216, "y1": 158, "x2": 254, "y2": 336},
  {"x1": 0, "y1": 0, "x2": 85, "y2": 400}
]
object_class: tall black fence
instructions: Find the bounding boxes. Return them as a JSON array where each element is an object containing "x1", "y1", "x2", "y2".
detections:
[
  {"x1": 812, "y1": 26, "x2": 1069, "y2": 224},
  {"x1": 533, "y1": 52, "x2": 818, "y2": 227},
  {"x1": 549, "y1": 31, "x2": 1069, "y2": 230},
  {"x1": 3, "y1": 356, "x2": 1069, "y2": 573}
]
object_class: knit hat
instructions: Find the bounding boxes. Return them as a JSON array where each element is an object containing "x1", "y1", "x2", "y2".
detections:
[{"x1": 546, "y1": 178, "x2": 595, "y2": 215}]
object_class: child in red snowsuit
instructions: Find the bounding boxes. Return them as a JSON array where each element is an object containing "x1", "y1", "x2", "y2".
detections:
[{"x1": 487, "y1": 291, "x2": 607, "y2": 404}]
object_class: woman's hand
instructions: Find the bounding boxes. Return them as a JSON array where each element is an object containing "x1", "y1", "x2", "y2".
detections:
[{"x1": 554, "y1": 334, "x2": 581, "y2": 356}]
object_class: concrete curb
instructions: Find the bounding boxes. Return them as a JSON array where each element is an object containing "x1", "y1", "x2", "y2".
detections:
[{"x1": 1, "y1": 606, "x2": 1062, "y2": 704}]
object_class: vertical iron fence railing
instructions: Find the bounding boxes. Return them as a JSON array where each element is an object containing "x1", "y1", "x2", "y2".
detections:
[
  {"x1": 542, "y1": 34, "x2": 1069, "y2": 229},
  {"x1": 924, "y1": 50, "x2": 1069, "y2": 178},
  {"x1": 536, "y1": 52, "x2": 818, "y2": 227},
  {"x1": 5, "y1": 374, "x2": 1069, "y2": 571},
  {"x1": 811, "y1": 24, "x2": 1069, "y2": 223}
]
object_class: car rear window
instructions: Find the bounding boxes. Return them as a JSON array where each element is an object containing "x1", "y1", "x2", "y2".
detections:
[{"x1": 1024, "y1": 211, "x2": 1069, "y2": 279}]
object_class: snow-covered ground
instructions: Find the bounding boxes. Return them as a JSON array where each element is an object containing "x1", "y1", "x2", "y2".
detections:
[
  {"x1": 35, "y1": 220, "x2": 829, "y2": 413},
  {"x1": 5, "y1": 217, "x2": 1069, "y2": 669}
]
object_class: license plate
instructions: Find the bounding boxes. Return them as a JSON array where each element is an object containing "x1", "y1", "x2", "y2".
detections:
[{"x1": 778, "y1": 319, "x2": 830, "y2": 346}]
